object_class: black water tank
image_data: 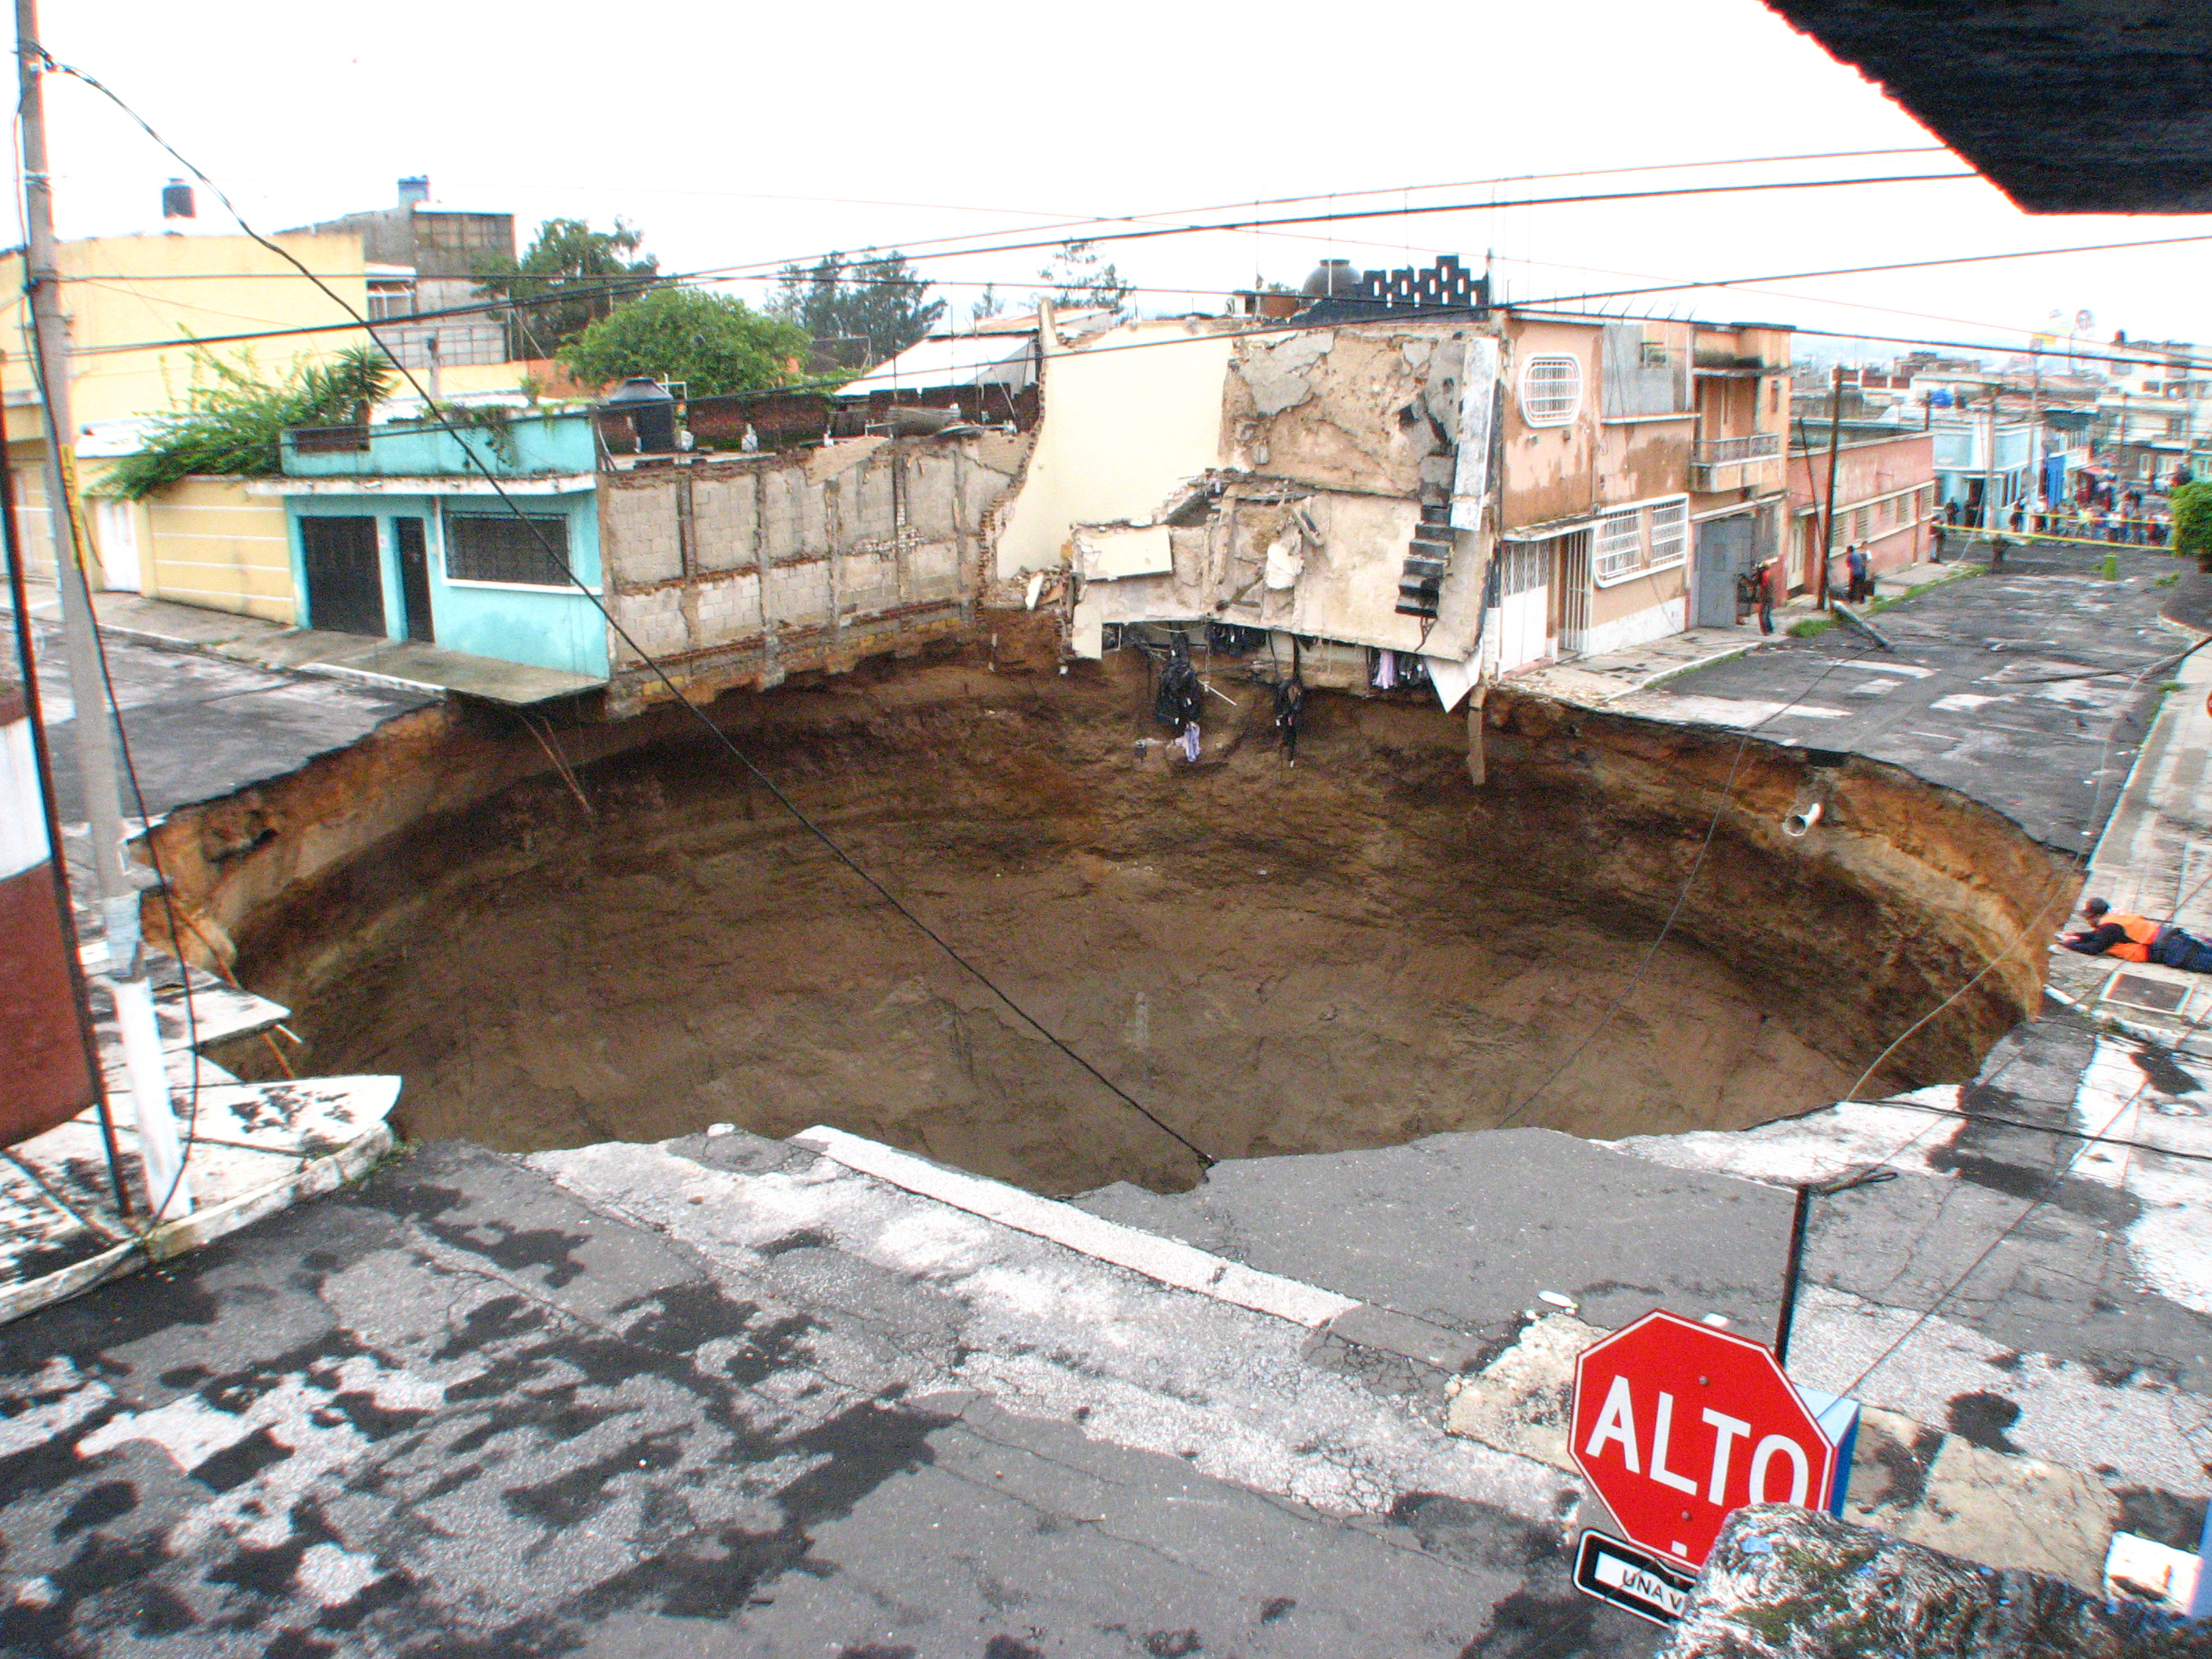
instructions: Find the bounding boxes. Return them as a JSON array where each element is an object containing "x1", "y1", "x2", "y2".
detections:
[
  {"x1": 1302, "y1": 259, "x2": 1363, "y2": 298},
  {"x1": 161, "y1": 179, "x2": 195, "y2": 220},
  {"x1": 602, "y1": 376, "x2": 677, "y2": 453}
]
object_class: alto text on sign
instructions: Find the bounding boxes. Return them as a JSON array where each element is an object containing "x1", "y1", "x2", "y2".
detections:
[{"x1": 1569, "y1": 1309, "x2": 1837, "y2": 1568}]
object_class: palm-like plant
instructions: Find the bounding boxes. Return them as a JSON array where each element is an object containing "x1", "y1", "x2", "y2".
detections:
[{"x1": 104, "y1": 345, "x2": 395, "y2": 499}]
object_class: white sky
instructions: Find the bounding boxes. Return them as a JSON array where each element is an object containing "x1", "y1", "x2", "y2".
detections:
[{"x1": 31, "y1": 0, "x2": 2212, "y2": 364}]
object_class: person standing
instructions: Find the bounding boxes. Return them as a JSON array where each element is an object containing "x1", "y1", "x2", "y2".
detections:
[{"x1": 1845, "y1": 544, "x2": 1871, "y2": 603}]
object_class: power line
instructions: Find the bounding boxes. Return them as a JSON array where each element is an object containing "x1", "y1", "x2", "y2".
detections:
[
  {"x1": 36, "y1": 44, "x2": 1220, "y2": 1177},
  {"x1": 52, "y1": 228, "x2": 2212, "y2": 384},
  {"x1": 1834, "y1": 1079, "x2": 2149, "y2": 1397},
  {"x1": 1487, "y1": 652, "x2": 1857, "y2": 1132}
]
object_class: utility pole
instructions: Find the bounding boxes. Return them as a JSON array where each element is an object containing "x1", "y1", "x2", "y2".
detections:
[
  {"x1": 1982, "y1": 391, "x2": 2001, "y2": 546},
  {"x1": 16, "y1": 0, "x2": 190, "y2": 1217},
  {"x1": 1817, "y1": 366, "x2": 1843, "y2": 610}
]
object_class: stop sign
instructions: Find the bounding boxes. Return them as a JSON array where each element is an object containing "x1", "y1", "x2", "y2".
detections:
[{"x1": 1571, "y1": 1310, "x2": 1835, "y2": 1569}]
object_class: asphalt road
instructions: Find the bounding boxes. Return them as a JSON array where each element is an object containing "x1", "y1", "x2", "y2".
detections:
[
  {"x1": 14, "y1": 606, "x2": 430, "y2": 824},
  {"x1": 1617, "y1": 544, "x2": 2185, "y2": 851},
  {"x1": 0, "y1": 1140, "x2": 1662, "y2": 1658}
]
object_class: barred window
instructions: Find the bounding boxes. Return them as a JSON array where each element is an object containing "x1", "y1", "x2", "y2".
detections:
[
  {"x1": 1593, "y1": 508, "x2": 1643, "y2": 580},
  {"x1": 1646, "y1": 500, "x2": 1687, "y2": 569},
  {"x1": 1520, "y1": 356, "x2": 1583, "y2": 427},
  {"x1": 445, "y1": 513, "x2": 572, "y2": 586}
]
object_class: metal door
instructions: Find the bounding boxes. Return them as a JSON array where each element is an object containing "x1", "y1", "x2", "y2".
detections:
[
  {"x1": 394, "y1": 517, "x2": 435, "y2": 643},
  {"x1": 1694, "y1": 515, "x2": 1752, "y2": 628},
  {"x1": 1495, "y1": 540, "x2": 1551, "y2": 672},
  {"x1": 300, "y1": 515, "x2": 386, "y2": 637},
  {"x1": 1555, "y1": 530, "x2": 1592, "y2": 655}
]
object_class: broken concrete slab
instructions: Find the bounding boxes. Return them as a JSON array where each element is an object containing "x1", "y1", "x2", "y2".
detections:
[{"x1": 1660, "y1": 1504, "x2": 2207, "y2": 1658}]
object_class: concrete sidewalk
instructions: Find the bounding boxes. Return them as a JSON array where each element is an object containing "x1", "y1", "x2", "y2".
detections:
[
  {"x1": 1509, "y1": 561, "x2": 1988, "y2": 710},
  {"x1": 2046, "y1": 605, "x2": 2212, "y2": 1048},
  {"x1": 8, "y1": 580, "x2": 603, "y2": 707}
]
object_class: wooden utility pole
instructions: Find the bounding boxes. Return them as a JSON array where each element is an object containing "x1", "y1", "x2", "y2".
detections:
[
  {"x1": 1817, "y1": 367, "x2": 1843, "y2": 610},
  {"x1": 16, "y1": 0, "x2": 191, "y2": 1214}
]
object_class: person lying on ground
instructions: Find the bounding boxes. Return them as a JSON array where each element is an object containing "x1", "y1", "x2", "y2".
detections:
[{"x1": 2062, "y1": 897, "x2": 2212, "y2": 972}]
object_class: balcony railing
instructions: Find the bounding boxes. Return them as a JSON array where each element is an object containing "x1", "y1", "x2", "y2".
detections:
[
  {"x1": 1690, "y1": 430, "x2": 1782, "y2": 491},
  {"x1": 1694, "y1": 432, "x2": 1782, "y2": 467}
]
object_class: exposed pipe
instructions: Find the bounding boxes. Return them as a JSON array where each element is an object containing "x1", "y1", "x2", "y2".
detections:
[{"x1": 1784, "y1": 800, "x2": 1824, "y2": 838}]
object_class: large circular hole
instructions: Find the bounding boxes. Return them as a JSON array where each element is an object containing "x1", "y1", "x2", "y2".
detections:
[{"x1": 219, "y1": 661, "x2": 1990, "y2": 1196}]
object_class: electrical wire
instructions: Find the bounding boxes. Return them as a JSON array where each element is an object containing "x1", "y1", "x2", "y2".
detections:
[
  {"x1": 1833, "y1": 1077, "x2": 2149, "y2": 1397},
  {"x1": 35, "y1": 45, "x2": 1218, "y2": 1176},
  {"x1": 1486, "y1": 651, "x2": 1857, "y2": 1132},
  {"x1": 53, "y1": 228, "x2": 2212, "y2": 397}
]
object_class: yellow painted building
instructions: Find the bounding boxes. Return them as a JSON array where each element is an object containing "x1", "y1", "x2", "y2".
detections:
[{"x1": 0, "y1": 230, "x2": 371, "y2": 618}]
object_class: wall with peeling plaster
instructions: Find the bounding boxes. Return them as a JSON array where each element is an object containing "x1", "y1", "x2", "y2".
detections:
[
  {"x1": 991, "y1": 316, "x2": 1241, "y2": 580},
  {"x1": 1500, "y1": 317, "x2": 1605, "y2": 532}
]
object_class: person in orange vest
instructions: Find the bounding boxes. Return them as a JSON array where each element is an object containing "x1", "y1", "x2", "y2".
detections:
[{"x1": 2063, "y1": 897, "x2": 2212, "y2": 972}]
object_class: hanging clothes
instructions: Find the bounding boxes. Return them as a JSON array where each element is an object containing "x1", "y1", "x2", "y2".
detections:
[{"x1": 1373, "y1": 649, "x2": 1397, "y2": 690}]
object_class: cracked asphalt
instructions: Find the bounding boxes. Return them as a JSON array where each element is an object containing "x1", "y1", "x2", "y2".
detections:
[{"x1": 0, "y1": 1138, "x2": 1660, "y2": 1657}]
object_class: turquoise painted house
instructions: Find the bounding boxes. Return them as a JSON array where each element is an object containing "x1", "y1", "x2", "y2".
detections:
[{"x1": 261, "y1": 412, "x2": 609, "y2": 680}]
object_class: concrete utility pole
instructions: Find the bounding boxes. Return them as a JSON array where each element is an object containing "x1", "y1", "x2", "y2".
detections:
[
  {"x1": 1817, "y1": 367, "x2": 1843, "y2": 609},
  {"x1": 1982, "y1": 392, "x2": 2001, "y2": 542},
  {"x1": 15, "y1": 0, "x2": 190, "y2": 1216}
]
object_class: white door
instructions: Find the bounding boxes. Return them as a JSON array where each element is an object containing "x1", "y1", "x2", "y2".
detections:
[
  {"x1": 1495, "y1": 540, "x2": 1551, "y2": 672},
  {"x1": 93, "y1": 498, "x2": 141, "y2": 593}
]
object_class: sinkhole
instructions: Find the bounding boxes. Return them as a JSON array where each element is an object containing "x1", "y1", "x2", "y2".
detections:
[{"x1": 199, "y1": 640, "x2": 2056, "y2": 1196}]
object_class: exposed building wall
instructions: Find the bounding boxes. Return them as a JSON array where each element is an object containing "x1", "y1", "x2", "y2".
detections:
[
  {"x1": 991, "y1": 316, "x2": 1240, "y2": 580},
  {"x1": 598, "y1": 432, "x2": 1030, "y2": 711},
  {"x1": 1071, "y1": 319, "x2": 1493, "y2": 663}
]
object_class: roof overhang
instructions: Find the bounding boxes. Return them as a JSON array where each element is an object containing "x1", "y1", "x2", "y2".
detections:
[{"x1": 1764, "y1": 1, "x2": 2212, "y2": 211}]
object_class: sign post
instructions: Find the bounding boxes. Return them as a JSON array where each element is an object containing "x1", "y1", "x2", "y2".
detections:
[{"x1": 1570, "y1": 1309, "x2": 1840, "y2": 1573}]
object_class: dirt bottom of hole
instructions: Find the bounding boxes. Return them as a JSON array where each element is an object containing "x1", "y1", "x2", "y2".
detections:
[{"x1": 240, "y1": 720, "x2": 1868, "y2": 1197}]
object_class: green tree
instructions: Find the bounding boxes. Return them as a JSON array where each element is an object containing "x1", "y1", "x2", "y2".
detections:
[
  {"x1": 475, "y1": 218, "x2": 660, "y2": 360},
  {"x1": 555, "y1": 287, "x2": 809, "y2": 397},
  {"x1": 2171, "y1": 478, "x2": 2212, "y2": 557},
  {"x1": 770, "y1": 251, "x2": 944, "y2": 366},
  {"x1": 104, "y1": 346, "x2": 394, "y2": 498},
  {"x1": 1034, "y1": 239, "x2": 1133, "y2": 317}
]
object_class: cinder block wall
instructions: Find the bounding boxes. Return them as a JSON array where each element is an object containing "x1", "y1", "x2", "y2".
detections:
[{"x1": 597, "y1": 432, "x2": 1031, "y2": 711}]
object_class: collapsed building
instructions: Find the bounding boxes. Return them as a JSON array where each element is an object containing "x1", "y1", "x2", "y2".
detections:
[{"x1": 251, "y1": 262, "x2": 1791, "y2": 723}]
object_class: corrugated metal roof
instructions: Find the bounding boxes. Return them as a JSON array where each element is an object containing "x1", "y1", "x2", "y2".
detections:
[{"x1": 837, "y1": 331, "x2": 1038, "y2": 398}]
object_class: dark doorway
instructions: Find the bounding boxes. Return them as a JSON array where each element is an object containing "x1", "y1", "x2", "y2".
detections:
[
  {"x1": 299, "y1": 515, "x2": 386, "y2": 637},
  {"x1": 1694, "y1": 515, "x2": 1754, "y2": 628},
  {"x1": 395, "y1": 517, "x2": 435, "y2": 643}
]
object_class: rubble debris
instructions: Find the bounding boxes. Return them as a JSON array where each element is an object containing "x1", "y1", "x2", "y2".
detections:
[{"x1": 1659, "y1": 1505, "x2": 2211, "y2": 1658}]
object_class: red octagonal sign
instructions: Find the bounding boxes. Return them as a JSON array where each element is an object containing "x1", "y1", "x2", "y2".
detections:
[{"x1": 1572, "y1": 1310, "x2": 1836, "y2": 1569}]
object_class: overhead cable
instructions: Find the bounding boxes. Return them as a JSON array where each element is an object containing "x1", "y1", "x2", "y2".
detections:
[{"x1": 38, "y1": 45, "x2": 1219, "y2": 1177}]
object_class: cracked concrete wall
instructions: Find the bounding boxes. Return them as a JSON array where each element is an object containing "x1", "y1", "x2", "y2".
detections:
[
  {"x1": 1221, "y1": 324, "x2": 1470, "y2": 501},
  {"x1": 991, "y1": 317, "x2": 1242, "y2": 580},
  {"x1": 1073, "y1": 320, "x2": 1495, "y2": 660},
  {"x1": 595, "y1": 433, "x2": 1029, "y2": 711}
]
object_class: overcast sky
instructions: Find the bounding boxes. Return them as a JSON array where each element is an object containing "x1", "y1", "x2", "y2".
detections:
[{"x1": 31, "y1": 0, "x2": 2212, "y2": 363}]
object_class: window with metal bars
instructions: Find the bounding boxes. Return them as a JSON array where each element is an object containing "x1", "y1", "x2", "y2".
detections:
[
  {"x1": 444, "y1": 512, "x2": 573, "y2": 586},
  {"x1": 1520, "y1": 356, "x2": 1583, "y2": 427},
  {"x1": 1646, "y1": 500, "x2": 1687, "y2": 569},
  {"x1": 1593, "y1": 508, "x2": 1643, "y2": 580}
]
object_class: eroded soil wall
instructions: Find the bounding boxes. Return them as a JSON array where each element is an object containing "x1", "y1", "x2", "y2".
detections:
[{"x1": 154, "y1": 618, "x2": 2071, "y2": 1195}]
